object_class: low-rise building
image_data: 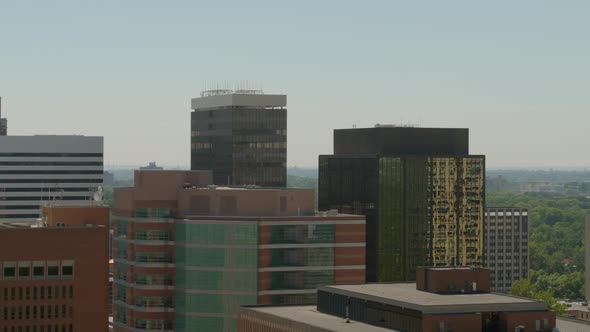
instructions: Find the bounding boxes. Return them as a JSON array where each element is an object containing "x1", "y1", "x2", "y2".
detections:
[
  {"x1": 0, "y1": 205, "x2": 109, "y2": 332},
  {"x1": 239, "y1": 267, "x2": 557, "y2": 332}
]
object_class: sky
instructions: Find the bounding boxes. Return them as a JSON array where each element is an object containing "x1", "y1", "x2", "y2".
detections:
[{"x1": 0, "y1": 1, "x2": 588, "y2": 169}]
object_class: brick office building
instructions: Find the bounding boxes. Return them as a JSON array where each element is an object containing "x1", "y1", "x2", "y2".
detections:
[
  {"x1": 238, "y1": 267, "x2": 556, "y2": 332},
  {"x1": 112, "y1": 170, "x2": 365, "y2": 332},
  {"x1": 0, "y1": 205, "x2": 109, "y2": 332}
]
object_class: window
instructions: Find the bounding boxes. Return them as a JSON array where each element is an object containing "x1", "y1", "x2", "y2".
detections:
[
  {"x1": 543, "y1": 318, "x2": 548, "y2": 329},
  {"x1": 47, "y1": 262, "x2": 59, "y2": 279},
  {"x1": 55, "y1": 286, "x2": 59, "y2": 299},
  {"x1": 25, "y1": 287, "x2": 30, "y2": 300},
  {"x1": 40, "y1": 287, "x2": 44, "y2": 300},
  {"x1": 33, "y1": 262, "x2": 45, "y2": 279},
  {"x1": 18, "y1": 262, "x2": 30, "y2": 280},
  {"x1": 69, "y1": 285, "x2": 73, "y2": 299},
  {"x1": 47, "y1": 286, "x2": 52, "y2": 299},
  {"x1": 3, "y1": 263, "x2": 16, "y2": 280},
  {"x1": 535, "y1": 320, "x2": 540, "y2": 331},
  {"x1": 61, "y1": 261, "x2": 74, "y2": 279}
]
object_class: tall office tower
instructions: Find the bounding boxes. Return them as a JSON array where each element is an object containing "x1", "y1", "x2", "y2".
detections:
[
  {"x1": 0, "y1": 135, "x2": 103, "y2": 223},
  {"x1": 113, "y1": 170, "x2": 365, "y2": 332},
  {"x1": 484, "y1": 207, "x2": 529, "y2": 293},
  {"x1": 319, "y1": 126, "x2": 485, "y2": 282},
  {"x1": 190, "y1": 90, "x2": 287, "y2": 187},
  {"x1": 0, "y1": 97, "x2": 7, "y2": 135},
  {"x1": 0, "y1": 204, "x2": 109, "y2": 332}
]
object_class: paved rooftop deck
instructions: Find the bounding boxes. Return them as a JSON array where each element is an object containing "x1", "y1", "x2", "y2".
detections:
[
  {"x1": 321, "y1": 283, "x2": 548, "y2": 314},
  {"x1": 241, "y1": 305, "x2": 396, "y2": 332}
]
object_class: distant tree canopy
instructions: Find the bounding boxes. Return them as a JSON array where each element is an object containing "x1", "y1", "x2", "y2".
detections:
[
  {"x1": 488, "y1": 191, "x2": 589, "y2": 300},
  {"x1": 510, "y1": 279, "x2": 567, "y2": 315}
]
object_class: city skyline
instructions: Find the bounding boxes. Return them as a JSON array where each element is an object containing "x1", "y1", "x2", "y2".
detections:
[{"x1": 1, "y1": 1, "x2": 589, "y2": 168}]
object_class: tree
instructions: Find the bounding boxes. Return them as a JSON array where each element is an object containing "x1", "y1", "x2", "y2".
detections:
[
  {"x1": 510, "y1": 279, "x2": 566, "y2": 315},
  {"x1": 510, "y1": 279, "x2": 536, "y2": 298}
]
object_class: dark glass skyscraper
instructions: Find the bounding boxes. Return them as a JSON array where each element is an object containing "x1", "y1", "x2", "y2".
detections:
[
  {"x1": 319, "y1": 126, "x2": 485, "y2": 282},
  {"x1": 190, "y1": 90, "x2": 287, "y2": 187}
]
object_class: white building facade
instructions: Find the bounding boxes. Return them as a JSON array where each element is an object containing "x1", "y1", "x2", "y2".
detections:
[{"x1": 0, "y1": 135, "x2": 103, "y2": 223}]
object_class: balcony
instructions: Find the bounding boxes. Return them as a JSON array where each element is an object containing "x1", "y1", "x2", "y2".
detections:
[
  {"x1": 135, "y1": 275, "x2": 172, "y2": 286},
  {"x1": 136, "y1": 297, "x2": 172, "y2": 308},
  {"x1": 135, "y1": 319, "x2": 172, "y2": 330}
]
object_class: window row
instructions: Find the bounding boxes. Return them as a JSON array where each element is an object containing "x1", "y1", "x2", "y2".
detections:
[
  {"x1": 2, "y1": 325, "x2": 72, "y2": 332},
  {"x1": 1, "y1": 304, "x2": 73, "y2": 320},
  {"x1": 134, "y1": 230, "x2": 171, "y2": 241},
  {"x1": 2, "y1": 285, "x2": 73, "y2": 301},
  {"x1": 1, "y1": 261, "x2": 74, "y2": 281}
]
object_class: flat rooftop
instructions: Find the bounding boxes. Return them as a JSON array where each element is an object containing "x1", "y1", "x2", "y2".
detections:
[
  {"x1": 191, "y1": 93, "x2": 286, "y2": 110},
  {"x1": 320, "y1": 283, "x2": 547, "y2": 314},
  {"x1": 241, "y1": 306, "x2": 396, "y2": 332},
  {"x1": 178, "y1": 212, "x2": 365, "y2": 221},
  {"x1": 0, "y1": 222, "x2": 36, "y2": 229},
  {"x1": 556, "y1": 317, "x2": 590, "y2": 331},
  {"x1": 0, "y1": 221, "x2": 107, "y2": 230}
]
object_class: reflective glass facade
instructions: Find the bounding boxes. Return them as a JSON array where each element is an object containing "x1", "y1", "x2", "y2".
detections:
[
  {"x1": 319, "y1": 155, "x2": 484, "y2": 282},
  {"x1": 191, "y1": 107, "x2": 287, "y2": 187},
  {"x1": 174, "y1": 222, "x2": 258, "y2": 332}
]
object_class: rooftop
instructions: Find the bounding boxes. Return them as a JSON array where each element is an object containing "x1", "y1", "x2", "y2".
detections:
[
  {"x1": 241, "y1": 306, "x2": 396, "y2": 332},
  {"x1": 191, "y1": 92, "x2": 286, "y2": 110},
  {"x1": 0, "y1": 221, "x2": 37, "y2": 229},
  {"x1": 556, "y1": 317, "x2": 590, "y2": 331},
  {"x1": 0, "y1": 221, "x2": 106, "y2": 230},
  {"x1": 320, "y1": 283, "x2": 547, "y2": 314}
]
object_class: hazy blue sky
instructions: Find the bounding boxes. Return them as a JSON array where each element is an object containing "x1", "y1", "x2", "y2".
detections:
[{"x1": 1, "y1": 1, "x2": 588, "y2": 168}]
